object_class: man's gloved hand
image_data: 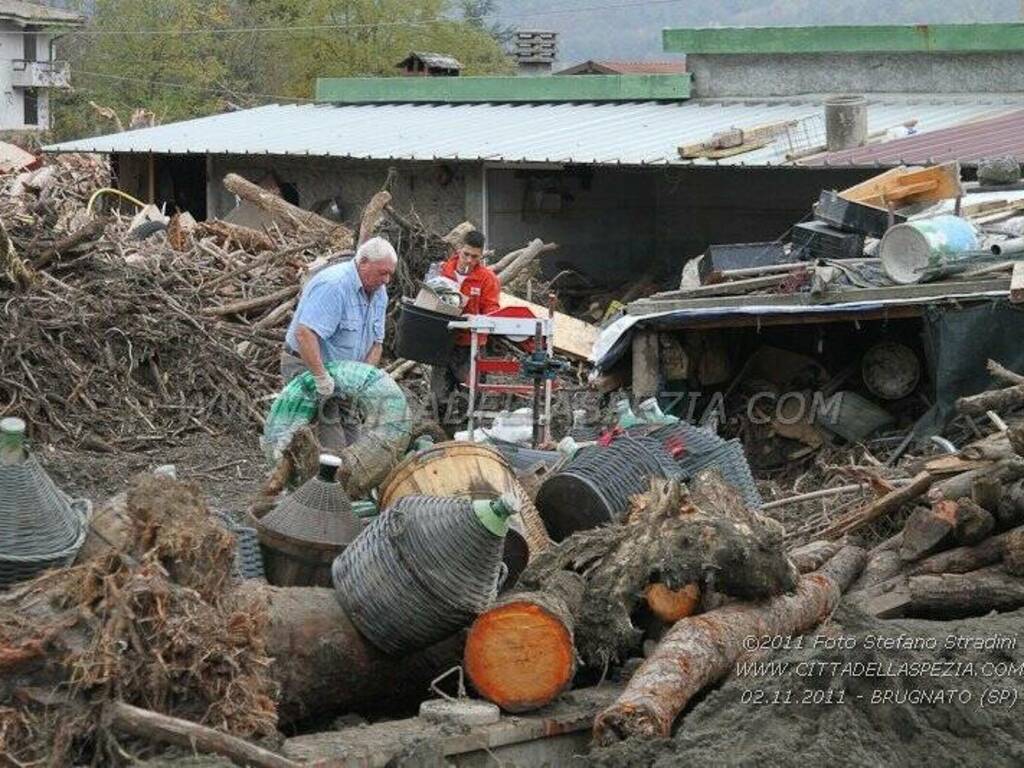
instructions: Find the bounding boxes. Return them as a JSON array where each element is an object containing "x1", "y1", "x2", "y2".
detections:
[{"x1": 313, "y1": 372, "x2": 335, "y2": 398}]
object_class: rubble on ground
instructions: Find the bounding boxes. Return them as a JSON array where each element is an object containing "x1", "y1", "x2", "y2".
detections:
[{"x1": 6, "y1": 152, "x2": 1024, "y2": 767}]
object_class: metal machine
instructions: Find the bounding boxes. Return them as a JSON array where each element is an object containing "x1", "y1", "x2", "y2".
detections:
[{"x1": 447, "y1": 305, "x2": 568, "y2": 447}]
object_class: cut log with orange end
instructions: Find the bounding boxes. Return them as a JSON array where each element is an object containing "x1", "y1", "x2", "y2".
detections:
[
  {"x1": 644, "y1": 582, "x2": 701, "y2": 623},
  {"x1": 465, "y1": 571, "x2": 583, "y2": 713}
]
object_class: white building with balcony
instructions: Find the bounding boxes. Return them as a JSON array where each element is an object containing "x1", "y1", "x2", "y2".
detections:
[{"x1": 0, "y1": 1, "x2": 83, "y2": 132}]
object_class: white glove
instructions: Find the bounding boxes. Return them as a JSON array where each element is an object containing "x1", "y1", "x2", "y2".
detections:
[{"x1": 314, "y1": 372, "x2": 335, "y2": 398}]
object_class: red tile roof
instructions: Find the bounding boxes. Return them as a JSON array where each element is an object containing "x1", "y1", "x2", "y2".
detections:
[{"x1": 805, "y1": 109, "x2": 1024, "y2": 167}]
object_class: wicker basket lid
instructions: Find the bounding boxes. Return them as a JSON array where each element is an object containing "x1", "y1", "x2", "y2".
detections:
[{"x1": 261, "y1": 454, "x2": 362, "y2": 546}]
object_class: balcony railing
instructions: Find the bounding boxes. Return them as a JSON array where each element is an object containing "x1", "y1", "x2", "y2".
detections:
[{"x1": 11, "y1": 60, "x2": 71, "y2": 89}]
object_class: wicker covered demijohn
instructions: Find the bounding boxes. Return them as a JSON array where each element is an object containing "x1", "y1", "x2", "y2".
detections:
[
  {"x1": 0, "y1": 417, "x2": 90, "y2": 588},
  {"x1": 253, "y1": 453, "x2": 362, "y2": 587},
  {"x1": 332, "y1": 493, "x2": 516, "y2": 656}
]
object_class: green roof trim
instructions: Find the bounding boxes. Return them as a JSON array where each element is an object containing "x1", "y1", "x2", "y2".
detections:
[
  {"x1": 315, "y1": 74, "x2": 690, "y2": 103},
  {"x1": 663, "y1": 24, "x2": 1024, "y2": 55}
]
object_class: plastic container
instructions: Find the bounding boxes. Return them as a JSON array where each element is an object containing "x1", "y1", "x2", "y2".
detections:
[
  {"x1": 880, "y1": 215, "x2": 980, "y2": 284},
  {"x1": 395, "y1": 299, "x2": 456, "y2": 365}
]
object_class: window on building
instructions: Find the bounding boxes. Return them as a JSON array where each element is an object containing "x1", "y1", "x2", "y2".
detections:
[
  {"x1": 24, "y1": 90, "x2": 38, "y2": 126},
  {"x1": 23, "y1": 33, "x2": 37, "y2": 63}
]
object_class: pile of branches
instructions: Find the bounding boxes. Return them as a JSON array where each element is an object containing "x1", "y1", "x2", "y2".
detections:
[
  {"x1": 0, "y1": 160, "x2": 348, "y2": 447},
  {"x1": 0, "y1": 155, "x2": 568, "y2": 446},
  {"x1": 0, "y1": 475, "x2": 277, "y2": 766}
]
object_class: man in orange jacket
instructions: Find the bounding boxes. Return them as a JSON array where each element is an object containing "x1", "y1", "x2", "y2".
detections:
[{"x1": 431, "y1": 229, "x2": 501, "y2": 425}]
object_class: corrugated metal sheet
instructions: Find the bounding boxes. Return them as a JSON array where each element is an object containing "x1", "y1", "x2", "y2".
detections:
[
  {"x1": 44, "y1": 96, "x2": 1024, "y2": 167},
  {"x1": 804, "y1": 109, "x2": 1024, "y2": 167}
]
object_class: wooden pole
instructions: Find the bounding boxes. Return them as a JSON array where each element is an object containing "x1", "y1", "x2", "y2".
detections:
[
  {"x1": 632, "y1": 330, "x2": 659, "y2": 401},
  {"x1": 104, "y1": 701, "x2": 299, "y2": 768},
  {"x1": 822, "y1": 471, "x2": 934, "y2": 539}
]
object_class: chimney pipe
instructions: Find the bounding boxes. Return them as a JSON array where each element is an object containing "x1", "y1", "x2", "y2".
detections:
[{"x1": 825, "y1": 95, "x2": 868, "y2": 152}]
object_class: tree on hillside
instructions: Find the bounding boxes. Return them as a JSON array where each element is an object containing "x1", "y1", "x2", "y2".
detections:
[
  {"x1": 52, "y1": 0, "x2": 513, "y2": 141},
  {"x1": 461, "y1": 0, "x2": 515, "y2": 44}
]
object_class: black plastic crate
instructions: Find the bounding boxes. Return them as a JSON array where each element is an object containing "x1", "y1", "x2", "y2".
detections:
[
  {"x1": 792, "y1": 221, "x2": 865, "y2": 261},
  {"x1": 814, "y1": 190, "x2": 906, "y2": 239},
  {"x1": 699, "y1": 241, "x2": 791, "y2": 280}
]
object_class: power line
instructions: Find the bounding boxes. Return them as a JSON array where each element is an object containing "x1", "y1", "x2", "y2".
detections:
[
  {"x1": 44, "y1": 0, "x2": 690, "y2": 37},
  {"x1": 73, "y1": 69, "x2": 313, "y2": 104}
]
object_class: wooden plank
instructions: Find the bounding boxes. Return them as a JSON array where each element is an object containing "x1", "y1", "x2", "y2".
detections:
[
  {"x1": 678, "y1": 119, "x2": 795, "y2": 159},
  {"x1": 1010, "y1": 261, "x2": 1024, "y2": 304},
  {"x1": 838, "y1": 166, "x2": 907, "y2": 204},
  {"x1": 499, "y1": 292, "x2": 598, "y2": 361},
  {"x1": 632, "y1": 330, "x2": 659, "y2": 399},
  {"x1": 628, "y1": 305, "x2": 924, "y2": 330},
  {"x1": 628, "y1": 278, "x2": 1012, "y2": 315},
  {"x1": 652, "y1": 273, "x2": 794, "y2": 299},
  {"x1": 700, "y1": 140, "x2": 769, "y2": 159},
  {"x1": 839, "y1": 162, "x2": 962, "y2": 207}
]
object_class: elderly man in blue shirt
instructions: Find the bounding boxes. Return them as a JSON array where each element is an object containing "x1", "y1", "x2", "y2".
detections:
[{"x1": 281, "y1": 236, "x2": 397, "y2": 392}]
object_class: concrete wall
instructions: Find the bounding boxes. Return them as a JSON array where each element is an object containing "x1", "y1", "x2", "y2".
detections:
[
  {"x1": 206, "y1": 155, "x2": 472, "y2": 234},
  {"x1": 0, "y1": 26, "x2": 57, "y2": 131},
  {"x1": 687, "y1": 52, "x2": 1024, "y2": 98}
]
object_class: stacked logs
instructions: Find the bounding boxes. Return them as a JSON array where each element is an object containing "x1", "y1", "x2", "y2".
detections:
[{"x1": 463, "y1": 471, "x2": 799, "y2": 714}]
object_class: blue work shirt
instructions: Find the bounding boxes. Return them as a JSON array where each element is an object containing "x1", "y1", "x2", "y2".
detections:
[{"x1": 285, "y1": 260, "x2": 387, "y2": 364}]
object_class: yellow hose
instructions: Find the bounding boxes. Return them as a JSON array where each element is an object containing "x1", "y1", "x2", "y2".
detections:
[{"x1": 86, "y1": 187, "x2": 147, "y2": 215}]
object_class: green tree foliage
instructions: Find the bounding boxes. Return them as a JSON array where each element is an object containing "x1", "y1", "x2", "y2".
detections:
[{"x1": 52, "y1": 0, "x2": 513, "y2": 140}]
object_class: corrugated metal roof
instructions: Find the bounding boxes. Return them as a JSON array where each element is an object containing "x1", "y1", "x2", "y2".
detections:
[
  {"x1": 44, "y1": 96, "x2": 1024, "y2": 167},
  {"x1": 0, "y1": 0, "x2": 84, "y2": 25},
  {"x1": 804, "y1": 109, "x2": 1024, "y2": 167}
]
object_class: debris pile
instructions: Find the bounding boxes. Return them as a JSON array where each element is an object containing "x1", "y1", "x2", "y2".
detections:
[{"x1": 0, "y1": 474, "x2": 278, "y2": 766}]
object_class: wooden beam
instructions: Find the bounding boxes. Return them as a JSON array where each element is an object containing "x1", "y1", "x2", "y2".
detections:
[
  {"x1": 1011, "y1": 261, "x2": 1024, "y2": 304},
  {"x1": 650, "y1": 273, "x2": 794, "y2": 299},
  {"x1": 628, "y1": 278, "x2": 1012, "y2": 315},
  {"x1": 632, "y1": 330, "x2": 659, "y2": 400}
]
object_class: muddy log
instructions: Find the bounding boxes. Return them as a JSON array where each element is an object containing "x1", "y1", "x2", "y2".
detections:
[
  {"x1": 906, "y1": 526, "x2": 1023, "y2": 576},
  {"x1": 358, "y1": 190, "x2": 392, "y2": 247},
  {"x1": 464, "y1": 571, "x2": 584, "y2": 713},
  {"x1": 788, "y1": 540, "x2": 844, "y2": 574},
  {"x1": 865, "y1": 566, "x2": 1024, "y2": 619},
  {"x1": 592, "y1": 546, "x2": 866, "y2": 744},
  {"x1": 248, "y1": 583, "x2": 465, "y2": 725},
  {"x1": 519, "y1": 476, "x2": 797, "y2": 668},
  {"x1": 957, "y1": 384, "x2": 1024, "y2": 417},
  {"x1": 851, "y1": 549, "x2": 903, "y2": 593},
  {"x1": 899, "y1": 503, "x2": 956, "y2": 562}
]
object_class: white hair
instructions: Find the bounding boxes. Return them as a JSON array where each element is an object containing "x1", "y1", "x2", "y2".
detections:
[{"x1": 355, "y1": 236, "x2": 398, "y2": 264}]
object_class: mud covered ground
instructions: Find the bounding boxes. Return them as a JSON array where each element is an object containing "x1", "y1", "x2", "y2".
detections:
[
  {"x1": 38, "y1": 432, "x2": 266, "y2": 513},
  {"x1": 588, "y1": 606, "x2": 1024, "y2": 768}
]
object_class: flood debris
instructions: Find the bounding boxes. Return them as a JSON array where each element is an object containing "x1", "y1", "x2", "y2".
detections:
[{"x1": 8, "y1": 140, "x2": 1024, "y2": 768}]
